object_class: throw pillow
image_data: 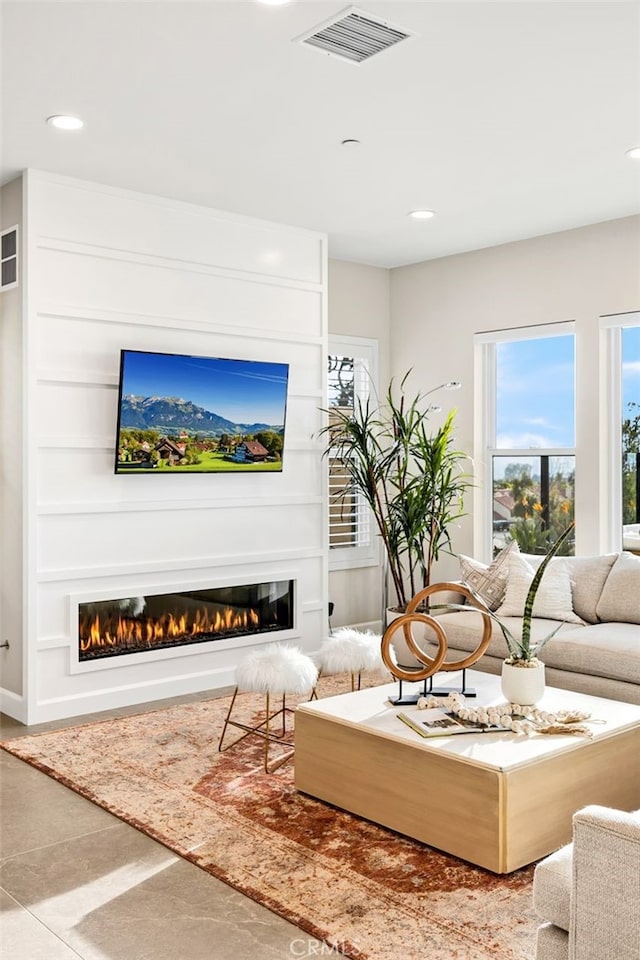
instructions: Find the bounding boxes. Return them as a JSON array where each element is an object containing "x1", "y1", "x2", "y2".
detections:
[
  {"x1": 521, "y1": 553, "x2": 618, "y2": 624},
  {"x1": 496, "y1": 552, "x2": 583, "y2": 623},
  {"x1": 566, "y1": 554, "x2": 618, "y2": 623},
  {"x1": 595, "y1": 552, "x2": 640, "y2": 625},
  {"x1": 458, "y1": 540, "x2": 517, "y2": 611}
]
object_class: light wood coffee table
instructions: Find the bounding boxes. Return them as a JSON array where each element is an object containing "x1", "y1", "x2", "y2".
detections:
[{"x1": 294, "y1": 671, "x2": 640, "y2": 873}]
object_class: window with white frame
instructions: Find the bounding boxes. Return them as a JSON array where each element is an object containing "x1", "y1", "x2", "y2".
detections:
[
  {"x1": 601, "y1": 312, "x2": 640, "y2": 553},
  {"x1": 476, "y1": 323, "x2": 576, "y2": 559},
  {"x1": 327, "y1": 336, "x2": 378, "y2": 570}
]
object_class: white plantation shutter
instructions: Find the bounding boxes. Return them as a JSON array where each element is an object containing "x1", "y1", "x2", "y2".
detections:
[
  {"x1": 327, "y1": 337, "x2": 378, "y2": 570},
  {"x1": 1, "y1": 226, "x2": 18, "y2": 290}
]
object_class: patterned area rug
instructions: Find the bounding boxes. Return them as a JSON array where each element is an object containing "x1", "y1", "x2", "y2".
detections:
[{"x1": 1, "y1": 676, "x2": 538, "y2": 960}]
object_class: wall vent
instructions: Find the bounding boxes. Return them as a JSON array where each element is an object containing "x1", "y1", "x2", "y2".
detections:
[
  {"x1": 297, "y1": 6, "x2": 412, "y2": 64},
  {"x1": 1, "y1": 226, "x2": 18, "y2": 291}
]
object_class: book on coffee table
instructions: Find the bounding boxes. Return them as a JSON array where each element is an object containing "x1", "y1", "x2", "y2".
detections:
[{"x1": 397, "y1": 709, "x2": 510, "y2": 738}]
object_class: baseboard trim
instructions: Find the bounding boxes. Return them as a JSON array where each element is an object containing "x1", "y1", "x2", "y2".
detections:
[
  {"x1": 332, "y1": 620, "x2": 382, "y2": 635},
  {"x1": 0, "y1": 687, "x2": 28, "y2": 724},
  {"x1": 30, "y1": 666, "x2": 237, "y2": 725}
]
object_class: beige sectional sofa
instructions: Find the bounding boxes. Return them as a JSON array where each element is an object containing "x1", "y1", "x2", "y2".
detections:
[
  {"x1": 436, "y1": 550, "x2": 640, "y2": 705},
  {"x1": 533, "y1": 805, "x2": 640, "y2": 959}
]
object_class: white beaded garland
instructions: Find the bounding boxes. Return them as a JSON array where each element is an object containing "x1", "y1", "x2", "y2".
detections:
[{"x1": 416, "y1": 693, "x2": 593, "y2": 737}]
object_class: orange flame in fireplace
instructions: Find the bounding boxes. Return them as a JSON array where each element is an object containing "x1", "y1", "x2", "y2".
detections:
[{"x1": 79, "y1": 606, "x2": 262, "y2": 654}]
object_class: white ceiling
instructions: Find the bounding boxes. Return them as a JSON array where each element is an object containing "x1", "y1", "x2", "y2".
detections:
[{"x1": 2, "y1": 1, "x2": 640, "y2": 268}]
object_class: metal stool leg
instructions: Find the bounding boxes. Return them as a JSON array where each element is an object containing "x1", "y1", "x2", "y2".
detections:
[
  {"x1": 218, "y1": 686, "x2": 240, "y2": 752},
  {"x1": 218, "y1": 687, "x2": 298, "y2": 773},
  {"x1": 264, "y1": 692, "x2": 270, "y2": 772}
]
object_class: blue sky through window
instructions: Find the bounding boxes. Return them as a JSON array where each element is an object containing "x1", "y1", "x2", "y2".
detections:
[
  {"x1": 496, "y1": 335, "x2": 575, "y2": 450},
  {"x1": 623, "y1": 326, "x2": 640, "y2": 415}
]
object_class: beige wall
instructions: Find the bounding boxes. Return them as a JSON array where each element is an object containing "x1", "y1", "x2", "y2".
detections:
[
  {"x1": 390, "y1": 215, "x2": 640, "y2": 577},
  {"x1": 328, "y1": 258, "x2": 390, "y2": 628}
]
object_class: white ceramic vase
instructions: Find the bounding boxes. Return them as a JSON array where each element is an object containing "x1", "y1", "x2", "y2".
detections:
[{"x1": 501, "y1": 660, "x2": 546, "y2": 706}]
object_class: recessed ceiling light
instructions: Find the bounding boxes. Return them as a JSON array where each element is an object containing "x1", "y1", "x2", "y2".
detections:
[
  {"x1": 409, "y1": 209, "x2": 436, "y2": 220},
  {"x1": 341, "y1": 138, "x2": 361, "y2": 147},
  {"x1": 46, "y1": 115, "x2": 84, "y2": 130},
  {"x1": 256, "y1": 0, "x2": 291, "y2": 6},
  {"x1": 625, "y1": 146, "x2": 640, "y2": 160}
]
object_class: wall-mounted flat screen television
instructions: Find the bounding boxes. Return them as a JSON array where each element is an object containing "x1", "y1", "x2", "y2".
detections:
[{"x1": 114, "y1": 350, "x2": 289, "y2": 474}]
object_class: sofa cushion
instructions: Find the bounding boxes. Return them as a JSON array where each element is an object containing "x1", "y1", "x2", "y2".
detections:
[
  {"x1": 458, "y1": 541, "x2": 517, "y2": 611},
  {"x1": 568, "y1": 555, "x2": 619, "y2": 623},
  {"x1": 496, "y1": 552, "x2": 583, "y2": 624},
  {"x1": 482, "y1": 553, "x2": 619, "y2": 623},
  {"x1": 596, "y1": 552, "x2": 640, "y2": 625},
  {"x1": 533, "y1": 841, "x2": 572, "y2": 933},
  {"x1": 521, "y1": 553, "x2": 617, "y2": 624},
  {"x1": 535, "y1": 922, "x2": 569, "y2": 960},
  {"x1": 434, "y1": 612, "x2": 584, "y2": 663},
  {"x1": 541, "y1": 622, "x2": 640, "y2": 685},
  {"x1": 439, "y1": 614, "x2": 640, "y2": 687}
]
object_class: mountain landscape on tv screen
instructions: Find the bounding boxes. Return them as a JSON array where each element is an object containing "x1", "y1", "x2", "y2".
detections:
[{"x1": 120, "y1": 395, "x2": 282, "y2": 437}]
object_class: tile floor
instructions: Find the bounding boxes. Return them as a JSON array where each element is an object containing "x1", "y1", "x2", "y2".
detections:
[{"x1": 0, "y1": 690, "x2": 316, "y2": 960}]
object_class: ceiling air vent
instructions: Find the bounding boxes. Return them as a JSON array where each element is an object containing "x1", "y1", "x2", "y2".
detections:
[{"x1": 297, "y1": 6, "x2": 412, "y2": 64}]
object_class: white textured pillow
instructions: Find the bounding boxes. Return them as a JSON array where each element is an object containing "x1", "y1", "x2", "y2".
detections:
[
  {"x1": 521, "y1": 553, "x2": 618, "y2": 623},
  {"x1": 496, "y1": 552, "x2": 583, "y2": 623},
  {"x1": 459, "y1": 541, "x2": 517, "y2": 611}
]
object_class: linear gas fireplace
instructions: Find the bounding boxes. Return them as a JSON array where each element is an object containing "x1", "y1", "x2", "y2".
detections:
[{"x1": 78, "y1": 580, "x2": 294, "y2": 662}]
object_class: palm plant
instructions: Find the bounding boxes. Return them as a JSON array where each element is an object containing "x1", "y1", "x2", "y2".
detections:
[{"x1": 321, "y1": 372, "x2": 472, "y2": 611}]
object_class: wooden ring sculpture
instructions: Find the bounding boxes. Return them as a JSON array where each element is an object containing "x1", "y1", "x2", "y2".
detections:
[
  {"x1": 406, "y1": 582, "x2": 493, "y2": 672},
  {"x1": 381, "y1": 612, "x2": 448, "y2": 683},
  {"x1": 380, "y1": 581, "x2": 493, "y2": 683}
]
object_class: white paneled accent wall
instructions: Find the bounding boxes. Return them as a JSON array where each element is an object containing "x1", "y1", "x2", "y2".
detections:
[{"x1": 2, "y1": 170, "x2": 327, "y2": 723}]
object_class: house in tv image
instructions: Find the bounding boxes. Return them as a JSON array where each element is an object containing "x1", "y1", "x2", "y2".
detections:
[
  {"x1": 130, "y1": 441, "x2": 152, "y2": 464},
  {"x1": 155, "y1": 438, "x2": 187, "y2": 465},
  {"x1": 232, "y1": 440, "x2": 270, "y2": 464}
]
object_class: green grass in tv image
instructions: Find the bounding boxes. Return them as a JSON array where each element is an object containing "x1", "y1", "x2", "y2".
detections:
[
  {"x1": 118, "y1": 455, "x2": 282, "y2": 473},
  {"x1": 116, "y1": 429, "x2": 283, "y2": 474}
]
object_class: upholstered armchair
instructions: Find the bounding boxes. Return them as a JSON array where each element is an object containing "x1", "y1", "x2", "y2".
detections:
[{"x1": 533, "y1": 805, "x2": 640, "y2": 960}]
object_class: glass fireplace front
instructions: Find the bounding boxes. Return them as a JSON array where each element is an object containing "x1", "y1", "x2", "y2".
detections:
[{"x1": 78, "y1": 580, "x2": 294, "y2": 662}]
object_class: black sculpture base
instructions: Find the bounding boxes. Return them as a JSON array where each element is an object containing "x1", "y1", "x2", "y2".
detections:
[{"x1": 388, "y1": 668, "x2": 477, "y2": 705}]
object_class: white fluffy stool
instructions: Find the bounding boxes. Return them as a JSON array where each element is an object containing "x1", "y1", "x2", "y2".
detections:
[
  {"x1": 317, "y1": 627, "x2": 385, "y2": 691},
  {"x1": 218, "y1": 644, "x2": 318, "y2": 772}
]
